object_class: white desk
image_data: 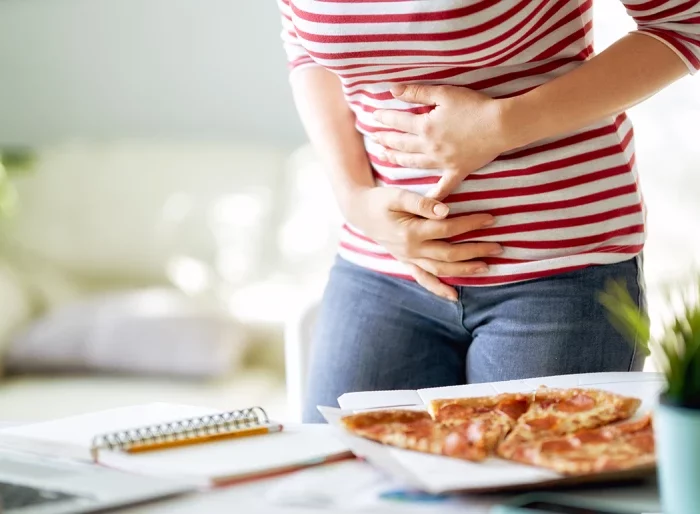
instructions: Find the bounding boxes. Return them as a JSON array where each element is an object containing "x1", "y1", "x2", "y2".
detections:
[{"x1": 120, "y1": 459, "x2": 662, "y2": 514}]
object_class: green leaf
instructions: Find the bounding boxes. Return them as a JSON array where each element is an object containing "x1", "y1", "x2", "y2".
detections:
[
  {"x1": 599, "y1": 279, "x2": 651, "y2": 354},
  {"x1": 0, "y1": 148, "x2": 35, "y2": 175}
]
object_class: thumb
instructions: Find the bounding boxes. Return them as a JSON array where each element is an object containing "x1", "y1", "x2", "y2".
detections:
[
  {"x1": 390, "y1": 189, "x2": 449, "y2": 219},
  {"x1": 426, "y1": 169, "x2": 466, "y2": 202},
  {"x1": 391, "y1": 84, "x2": 440, "y2": 106}
]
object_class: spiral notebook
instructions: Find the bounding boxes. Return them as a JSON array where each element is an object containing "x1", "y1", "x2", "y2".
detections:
[{"x1": 0, "y1": 403, "x2": 351, "y2": 487}]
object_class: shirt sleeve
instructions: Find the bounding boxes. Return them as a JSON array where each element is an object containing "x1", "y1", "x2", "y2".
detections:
[
  {"x1": 278, "y1": 0, "x2": 322, "y2": 74},
  {"x1": 621, "y1": 0, "x2": 700, "y2": 74}
]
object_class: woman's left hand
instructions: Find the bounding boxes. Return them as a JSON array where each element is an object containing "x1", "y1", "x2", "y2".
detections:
[{"x1": 373, "y1": 84, "x2": 512, "y2": 201}]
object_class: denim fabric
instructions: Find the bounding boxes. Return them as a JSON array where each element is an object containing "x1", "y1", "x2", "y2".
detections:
[{"x1": 303, "y1": 256, "x2": 646, "y2": 423}]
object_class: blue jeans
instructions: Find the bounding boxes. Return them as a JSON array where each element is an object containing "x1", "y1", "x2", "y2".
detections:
[{"x1": 303, "y1": 257, "x2": 646, "y2": 423}]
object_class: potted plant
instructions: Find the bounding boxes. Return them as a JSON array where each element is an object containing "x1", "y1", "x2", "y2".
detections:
[{"x1": 601, "y1": 279, "x2": 700, "y2": 514}]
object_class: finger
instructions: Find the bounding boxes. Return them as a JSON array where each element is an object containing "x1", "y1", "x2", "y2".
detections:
[
  {"x1": 426, "y1": 170, "x2": 468, "y2": 201},
  {"x1": 373, "y1": 131, "x2": 424, "y2": 153},
  {"x1": 411, "y1": 258, "x2": 489, "y2": 277},
  {"x1": 389, "y1": 189, "x2": 450, "y2": 219},
  {"x1": 382, "y1": 150, "x2": 440, "y2": 169},
  {"x1": 391, "y1": 84, "x2": 444, "y2": 106},
  {"x1": 416, "y1": 241, "x2": 503, "y2": 262},
  {"x1": 373, "y1": 110, "x2": 422, "y2": 135},
  {"x1": 413, "y1": 213, "x2": 495, "y2": 240},
  {"x1": 406, "y1": 262, "x2": 457, "y2": 302}
]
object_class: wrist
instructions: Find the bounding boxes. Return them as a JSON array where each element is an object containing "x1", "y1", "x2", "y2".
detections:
[
  {"x1": 337, "y1": 183, "x2": 372, "y2": 222},
  {"x1": 497, "y1": 90, "x2": 549, "y2": 151}
]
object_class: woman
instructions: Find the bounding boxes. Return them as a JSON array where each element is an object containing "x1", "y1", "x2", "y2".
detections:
[{"x1": 277, "y1": 0, "x2": 700, "y2": 422}]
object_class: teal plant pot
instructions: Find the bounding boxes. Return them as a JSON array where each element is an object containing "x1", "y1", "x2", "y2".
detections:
[{"x1": 655, "y1": 401, "x2": 700, "y2": 514}]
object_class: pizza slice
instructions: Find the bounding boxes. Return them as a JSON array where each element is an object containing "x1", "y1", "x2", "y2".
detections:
[
  {"x1": 505, "y1": 414, "x2": 655, "y2": 475},
  {"x1": 428, "y1": 392, "x2": 531, "y2": 453},
  {"x1": 497, "y1": 387, "x2": 641, "y2": 459},
  {"x1": 340, "y1": 409, "x2": 489, "y2": 461}
]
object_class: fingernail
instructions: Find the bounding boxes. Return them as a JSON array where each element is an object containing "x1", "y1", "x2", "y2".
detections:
[
  {"x1": 391, "y1": 84, "x2": 406, "y2": 96},
  {"x1": 490, "y1": 246, "x2": 504, "y2": 255},
  {"x1": 433, "y1": 203, "x2": 449, "y2": 217},
  {"x1": 475, "y1": 267, "x2": 488, "y2": 274},
  {"x1": 378, "y1": 152, "x2": 387, "y2": 161},
  {"x1": 481, "y1": 218, "x2": 495, "y2": 227},
  {"x1": 445, "y1": 293, "x2": 458, "y2": 302}
]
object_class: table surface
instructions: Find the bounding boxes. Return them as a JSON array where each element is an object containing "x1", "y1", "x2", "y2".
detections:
[{"x1": 119, "y1": 459, "x2": 662, "y2": 514}]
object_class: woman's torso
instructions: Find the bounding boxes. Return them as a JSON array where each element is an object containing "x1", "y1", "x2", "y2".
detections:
[{"x1": 290, "y1": 0, "x2": 644, "y2": 286}]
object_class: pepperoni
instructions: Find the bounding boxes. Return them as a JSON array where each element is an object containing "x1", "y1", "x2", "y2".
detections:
[
  {"x1": 619, "y1": 416, "x2": 652, "y2": 434},
  {"x1": 443, "y1": 431, "x2": 469, "y2": 457},
  {"x1": 511, "y1": 446, "x2": 537, "y2": 462},
  {"x1": 526, "y1": 415, "x2": 559, "y2": 430},
  {"x1": 363, "y1": 425, "x2": 388, "y2": 436},
  {"x1": 403, "y1": 420, "x2": 435, "y2": 437},
  {"x1": 556, "y1": 394, "x2": 596, "y2": 413},
  {"x1": 574, "y1": 430, "x2": 611, "y2": 445},
  {"x1": 437, "y1": 404, "x2": 471, "y2": 419},
  {"x1": 541, "y1": 439, "x2": 577, "y2": 453},
  {"x1": 443, "y1": 430, "x2": 488, "y2": 460},
  {"x1": 538, "y1": 399, "x2": 558, "y2": 409},
  {"x1": 465, "y1": 421, "x2": 487, "y2": 444},
  {"x1": 627, "y1": 432, "x2": 655, "y2": 453},
  {"x1": 497, "y1": 399, "x2": 529, "y2": 420}
]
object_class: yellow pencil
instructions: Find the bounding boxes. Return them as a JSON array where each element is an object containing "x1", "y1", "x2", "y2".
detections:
[{"x1": 122, "y1": 423, "x2": 284, "y2": 454}]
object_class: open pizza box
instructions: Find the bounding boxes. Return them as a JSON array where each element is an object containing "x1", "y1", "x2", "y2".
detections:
[{"x1": 319, "y1": 372, "x2": 664, "y2": 494}]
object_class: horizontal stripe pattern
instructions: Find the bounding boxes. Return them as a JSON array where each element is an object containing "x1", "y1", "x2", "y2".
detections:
[{"x1": 278, "y1": 0, "x2": 700, "y2": 286}]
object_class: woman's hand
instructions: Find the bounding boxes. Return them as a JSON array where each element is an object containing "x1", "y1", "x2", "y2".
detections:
[
  {"x1": 372, "y1": 84, "x2": 512, "y2": 201},
  {"x1": 344, "y1": 186, "x2": 502, "y2": 301}
]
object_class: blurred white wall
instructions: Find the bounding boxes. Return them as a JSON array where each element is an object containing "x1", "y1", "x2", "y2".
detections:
[{"x1": 0, "y1": 0, "x2": 305, "y2": 147}]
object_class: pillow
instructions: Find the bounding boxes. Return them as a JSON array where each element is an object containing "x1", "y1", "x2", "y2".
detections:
[{"x1": 4, "y1": 288, "x2": 248, "y2": 379}]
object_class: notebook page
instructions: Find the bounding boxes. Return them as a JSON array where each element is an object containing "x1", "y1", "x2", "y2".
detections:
[
  {"x1": 99, "y1": 424, "x2": 350, "y2": 483},
  {"x1": 0, "y1": 403, "x2": 218, "y2": 461}
]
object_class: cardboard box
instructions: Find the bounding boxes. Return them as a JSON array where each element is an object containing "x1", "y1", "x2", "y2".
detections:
[{"x1": 319, "y1": 372, "x2": 664, "y2": 494}]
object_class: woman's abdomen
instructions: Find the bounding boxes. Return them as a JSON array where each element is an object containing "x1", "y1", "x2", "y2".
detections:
[{"x1": 339, "y1": 113, "x2": 645, "y2": 286}]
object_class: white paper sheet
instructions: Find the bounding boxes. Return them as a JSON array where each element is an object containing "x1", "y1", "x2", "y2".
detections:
[{"x1": 322, "y1": 372, "x2": 665, "y2": 493}]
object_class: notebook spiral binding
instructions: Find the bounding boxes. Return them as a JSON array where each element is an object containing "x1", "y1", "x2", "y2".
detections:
[{"x1": 90, "y1": 406, "x2": 270, "y2": 456}]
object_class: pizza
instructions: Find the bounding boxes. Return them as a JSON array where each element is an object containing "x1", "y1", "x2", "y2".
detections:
[
  {"x1": 428, "y1": 392, "x2": 531, "y2": 453},
  {"x1": 497, "y1": 387, "x2": 641, "y2": 459},
  {"x1": 340, "y1": 409, "x2": 489, "y2": 461},
  {"x1": 505, "y1": 414, "x2": 655, "y2": 475},
  {"x1": 340, "y1": 387, "x2": 652, "y2": 477}
]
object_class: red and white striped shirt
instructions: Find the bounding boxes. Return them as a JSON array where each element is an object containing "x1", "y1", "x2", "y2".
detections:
[{"x1": 278, "y1": 0, "x2": 700, "y2": 286}]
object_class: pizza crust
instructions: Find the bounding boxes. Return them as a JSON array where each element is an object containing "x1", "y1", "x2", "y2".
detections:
[{"x1": 429, "y1": 392, "x2": 531, "y2": 422}]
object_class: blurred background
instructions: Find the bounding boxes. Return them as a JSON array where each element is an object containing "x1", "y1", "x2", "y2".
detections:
[{"x1": 0, "y1": 1, "x2": 697, "y2": 422}]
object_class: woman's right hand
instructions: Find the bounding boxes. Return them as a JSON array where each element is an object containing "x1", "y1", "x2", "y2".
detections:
[{"x1": 343, "y1": 186, "x2": 502, "y2": 301}]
